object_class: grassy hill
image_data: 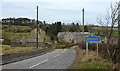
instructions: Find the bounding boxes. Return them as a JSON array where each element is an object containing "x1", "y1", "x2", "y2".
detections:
[
  {"x1": 2, "y1": 25, "x2": 32, "y2": 33},
  {"x1": 2, "y1": 25, "x2": 32, "y2": 44}
]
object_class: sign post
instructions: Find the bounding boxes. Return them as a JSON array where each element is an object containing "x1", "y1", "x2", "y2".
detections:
[
  {"x1": 86, "y1": 42, "x2": 88, "y2": 59},
  {"x1": 84, "y1": 33, "x2": 101, "y2": 60},
  {"x1": 97, "y1": 42, "x2": 98, "y2": 60}
]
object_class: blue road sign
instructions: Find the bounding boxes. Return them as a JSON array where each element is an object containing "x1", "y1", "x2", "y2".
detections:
[{"x1": 84, "y1": 34, "x2": 101, "y2": 42}]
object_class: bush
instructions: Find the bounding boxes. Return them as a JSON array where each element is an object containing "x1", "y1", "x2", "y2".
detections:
[
  {"x1": 79, "y1": 42, "x2": 98, "y2": 50},
  {"x1": 78, "y1": 42, "x2": 87, "y2": 50},
  {"x1": 98, "y1": 43, "x2": 119, "y2": 66},
  {"x1": 78, "y1": 42, "x2": 119, "y2": 66}
]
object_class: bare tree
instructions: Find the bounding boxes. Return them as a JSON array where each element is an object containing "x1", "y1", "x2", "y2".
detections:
[{"x1": 97, "y1": 2, "x2": 119, "y2": 66}]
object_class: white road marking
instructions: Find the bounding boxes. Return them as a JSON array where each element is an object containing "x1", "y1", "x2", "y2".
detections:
[
  {"x1": 53, "y1": 55, "x2": 57, "y2": 58},
  {"x1": 61, "y1": 49, "x2": 66, "y2": 54},
  {"x1": 29, "y1": 59, "x2": 49, "y2": 69},
  {"x1": 61, "y1": 51, "x2": 64, "y2": 54},
  {"x1": 56, "y1": 54, "x2": 60, "y2": 57},
  {"x1": 43, "y1": 49, "x2": 57, "y2": 55},
  {"x1": 53, "y1": 49, "x2": 66, "y2": 58},
  {"x1": 30, "y1": 49, "x2": 66, "y2": 69},
  {"x1": 53, "y1": 54, "x2": 61, "y2": 58}
]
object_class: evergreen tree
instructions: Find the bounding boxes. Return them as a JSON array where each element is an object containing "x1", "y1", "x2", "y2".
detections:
[{"x1": 84, "y1": 25, "x2": 88, "y2": 32}]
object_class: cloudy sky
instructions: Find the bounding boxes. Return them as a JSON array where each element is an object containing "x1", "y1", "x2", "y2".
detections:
[{"x1": 1, "y1": 0, "x2": 119, "y2": 25}]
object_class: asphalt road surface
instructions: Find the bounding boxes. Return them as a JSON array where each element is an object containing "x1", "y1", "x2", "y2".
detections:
[{"x1": 2, "y1": 49, "x2": 76, "y2": 69}]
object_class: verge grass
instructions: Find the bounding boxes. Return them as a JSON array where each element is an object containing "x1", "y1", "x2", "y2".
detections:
[
  {"x1": 70, "y1": 46, "x2": 112, "y2": 69},
  {"x1": 2, "y1": 45, "x2": 42, "y2": 55}
]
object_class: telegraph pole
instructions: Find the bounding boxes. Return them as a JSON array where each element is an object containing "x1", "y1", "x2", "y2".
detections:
[
  {"x1": 82, "y1": 8, "x2": 85, "y2": 41},
  {"x1": 36, "y1": 6, "x2": 38, "y2": 48},
  {"x1": 118, "y1": 1, "x2": 120, "y2": 65},
  {"x1": 118, "y1": 1, "x2": 120, "y2": 49}
]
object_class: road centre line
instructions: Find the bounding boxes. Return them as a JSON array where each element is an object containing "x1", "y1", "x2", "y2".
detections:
[
  {"x1": 53, "y1": 49, "x2": 66, "y2": 58},
  {"x1": 61, "y1": 49, "x2": 66, "y2": 54},
  {"x1": 29, "y1": 49, "x2": 66, "y2": 69},
  {"x1": 53, "y1": 54, "x2": 61, "y2": 58},
  {"x1": 29, "y1": 59, "x2": 49, "y2": 69}
]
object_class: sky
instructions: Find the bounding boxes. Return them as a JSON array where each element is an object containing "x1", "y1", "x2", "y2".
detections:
[{"x1": 1, "y1": 0, "x2": 119, "y2": 25}]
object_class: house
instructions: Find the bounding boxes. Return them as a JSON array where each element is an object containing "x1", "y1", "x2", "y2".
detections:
[
  {"x1": 27, "y1": 28, "x2": 46, "y2": 46},
  {"x1": 64, "y1": 32, "x2": 74, "y2": 43},
  {"x1": 57, "y1": 32, "x2": 67, "y2": 41},
  {"x1": 2, "y1": 18, "x2": 35, "y2": 25},
  {"x1": 11, "y1": 28, "x2": 46, "y2": 47},
  {"x1": 57, "y1": 32, "x2": 90, "y2": 43},
  {"x1": 11, "y1": 37, "x2": 28, "y2": 47}
]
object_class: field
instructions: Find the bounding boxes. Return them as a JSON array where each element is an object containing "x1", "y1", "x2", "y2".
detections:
[{"x1": 90, "y1": 26, "x2": 118, "y2": 37}]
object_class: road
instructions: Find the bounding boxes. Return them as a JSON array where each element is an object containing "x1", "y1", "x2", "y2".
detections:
[{"x1": 2, "y1": 49, "x2": 76, "y2": 69}]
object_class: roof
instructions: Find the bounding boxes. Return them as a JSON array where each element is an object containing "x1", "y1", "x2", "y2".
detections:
[
  {"x1": 57, "y1": 32, "x2": 68, "y2": 37},
  {"x1": 29, "y1": 28, "x2": 46, "y2": 39},
  {"x1": 58, "y1": 32, "x2": 90, "y2": 36},
  {"x1": 80, "y1": 32, "x2": 90, "y2": 35}
]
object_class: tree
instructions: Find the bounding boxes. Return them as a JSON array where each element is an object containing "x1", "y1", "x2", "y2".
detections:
[
  {"x1": 43, "y1": 21, "x2": 46, "y2": 24},
  {"x1": 56, "y1": 21, "x2": 62, "y2": 34},
  {"x1": 76, "y1": 23, "x2": 80, "y2": 32},
  {"x1": 47, "y1": 21, "x2": 62, "y2": 40},
  {"x1": 97, "y1": 2, "x2": 119, "y2": 66},
  {"x1": 45, "y1": 27, "x2": 49, "y2": 34},
  {"x1": 69, "y1": 27, "x2": 76, "y2": 32},
  {"x1": 84, "y1": 25, "x2": 88, "y2": 32},
  {"x1": 68, "y1": 22, "x2": 77, "y2": 32}
]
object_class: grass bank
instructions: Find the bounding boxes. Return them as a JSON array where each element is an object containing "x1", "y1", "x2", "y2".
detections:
[
  {"x1": 70, "y1": 46, "x2": 112, "y2": 69},
  {"x1": 2, "y1": 45, "x2": 43, "y2": 55}
]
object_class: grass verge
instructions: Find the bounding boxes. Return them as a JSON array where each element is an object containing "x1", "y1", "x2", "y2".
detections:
[
  {"x1": 2, "y1": 45, "x2": 43, "y2": 55},
  {"x1": 70, "y1": 46, "x2": 112, "y2": 69}
]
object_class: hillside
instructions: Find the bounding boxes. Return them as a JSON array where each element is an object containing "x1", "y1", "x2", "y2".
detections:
[
  {"x1": 87, "y1": 26, "x2": 118, "y2": 37},
  {"x1": 2, "y1": 25, "x2": 32, "y2": 44}
]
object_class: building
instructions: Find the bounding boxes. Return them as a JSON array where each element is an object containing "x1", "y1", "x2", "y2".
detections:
[
  {"x1": 11, "y1": 37, "x2": 28, "y2": 47},
  {"x1": 2, "y1": 18, "x2": 15, "y2": 24},
  {"x1": 57, "y1": 32, "x2": 90, "y2": 43},
  {"x1": 27, "y1": 28, "x2": 46, "y2": 46},
  {"x1": 11, "y1": 28, "x2": 46, "y2": 47},
  {"x1": 2, "y1": 18, "x2": 35, "y2": 25}
]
